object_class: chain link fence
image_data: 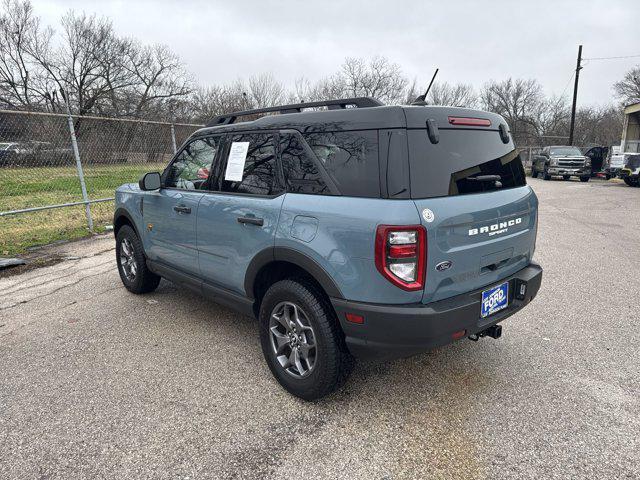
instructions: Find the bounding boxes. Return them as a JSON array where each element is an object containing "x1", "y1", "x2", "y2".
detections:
[{"x1": 0, "y1": 108, "x2": 202, "y2": 255}]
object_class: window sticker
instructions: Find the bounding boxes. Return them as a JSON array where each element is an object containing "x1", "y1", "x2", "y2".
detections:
[{"x1": 224, "y1": 141, "x2": 250, "y2": 182}]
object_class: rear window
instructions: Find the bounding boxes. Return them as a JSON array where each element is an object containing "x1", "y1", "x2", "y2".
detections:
[
  {"x1": 408, "y1": 129, "x2": 526, "y2": 198},
  {"x1": 450, "y1": 150, "x2": 526, "y2": 195},
  {"x1": 303, "y1": 130, "x2": 379, "y2": 197}
]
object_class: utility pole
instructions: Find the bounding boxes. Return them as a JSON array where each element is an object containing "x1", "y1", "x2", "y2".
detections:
[{"x1": 568, "y1": 44, "x2": 583, "y2": 145}]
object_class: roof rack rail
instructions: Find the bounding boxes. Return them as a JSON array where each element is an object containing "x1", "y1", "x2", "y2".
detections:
[{"x1": 206, "y1": 97, "x2": 384, "y2": 127}]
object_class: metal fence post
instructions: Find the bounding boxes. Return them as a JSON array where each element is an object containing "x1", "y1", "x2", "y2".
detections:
[
  {"x1": 170, "y1": 123, "x2": 177, "y2": 154},
  {"x1": 62, "y1": 91, "x2": 93, "y2": 232}
]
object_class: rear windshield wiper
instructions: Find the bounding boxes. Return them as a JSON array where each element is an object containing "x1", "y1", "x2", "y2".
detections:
[
  {"x1": 468, "y1": 175, "x2": 501, "y2": 182},
  {"x1": 467, "y1": 175, "x2": 502, "y2": 188}
]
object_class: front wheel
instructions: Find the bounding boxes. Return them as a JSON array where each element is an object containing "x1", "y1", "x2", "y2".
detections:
[
  {"x1": 580, "y1": 176, "x2": 590, "y2": 183},
  {"x1": 116, "y1": 225, "x2": 161, "y2": 294},
  {"x1": 259, "y1": 279, "x2": 353, "y2": 400},
  {"x1": 624, "y1": 177, "x2": 639, "y2": 187}
]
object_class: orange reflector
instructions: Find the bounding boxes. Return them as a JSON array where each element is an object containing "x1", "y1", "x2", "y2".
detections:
[
  {"x1": 452, "y1": 329, "x2": 467, "y2": 340},
  {"x1": 345, "y1": 313, "x2": 365, "y2": 324}
]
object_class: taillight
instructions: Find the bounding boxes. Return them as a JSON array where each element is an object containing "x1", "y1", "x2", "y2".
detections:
[{"x1": 375, "y1": 225, "x2": 427, "y2": 291}]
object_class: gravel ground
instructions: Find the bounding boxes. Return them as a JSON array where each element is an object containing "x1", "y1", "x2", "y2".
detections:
[{"x1": 1, "y1": 178, "x2": 638, "y2": 480}]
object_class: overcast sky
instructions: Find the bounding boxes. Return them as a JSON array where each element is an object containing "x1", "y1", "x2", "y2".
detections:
[{"x1": 32, "y1": 0, "x2": 640, "y2": 106}]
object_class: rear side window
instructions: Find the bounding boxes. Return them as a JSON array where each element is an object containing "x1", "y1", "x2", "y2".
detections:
[
  {"x1": 450, "y1": 150, "x2": 526, "y2": 195},
  {"x1": 219, "y1": 133, "x2": 282, "y2": 196},
  {"x1": 279, "y1": 134, "x2": 329, "y2": 195},
  {"x1": 303, "y1": 130, "x2": 379, "y2": 197}
]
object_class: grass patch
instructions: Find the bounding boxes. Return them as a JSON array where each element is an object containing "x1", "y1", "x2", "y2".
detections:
[{"x1": 0, "y1": 162, "x2": 165, "y2": 255}]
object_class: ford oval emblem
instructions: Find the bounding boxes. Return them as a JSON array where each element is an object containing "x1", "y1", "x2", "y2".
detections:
[
  {"x1": 435, "y1": 261, "x2": 453, "y2": 272},
  {"x1": 422, "y1": 208, "x2": 435, "y2": 223}
]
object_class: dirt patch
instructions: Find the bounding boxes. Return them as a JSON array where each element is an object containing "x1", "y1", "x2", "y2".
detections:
[{"x1": 0, "y1": 254, "x2": 65, "y2": 279}]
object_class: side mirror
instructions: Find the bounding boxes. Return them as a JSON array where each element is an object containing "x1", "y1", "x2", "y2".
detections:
[{"x1": 139, "y1": 171, "x2": 161, "y2": 191}]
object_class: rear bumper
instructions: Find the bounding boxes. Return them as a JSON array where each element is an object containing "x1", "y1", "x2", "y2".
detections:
[{"x1": 331, "y1": 263, "x2": 542, "y2": 361}]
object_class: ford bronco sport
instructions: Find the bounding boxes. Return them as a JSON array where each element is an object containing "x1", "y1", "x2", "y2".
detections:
[{"x1": 113, "y1": 97, "x2": 543, "y2": 400}]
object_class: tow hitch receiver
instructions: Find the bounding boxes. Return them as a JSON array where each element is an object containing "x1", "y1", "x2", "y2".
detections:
[{"x1": 468, "y1": 325, "x2": 503, "y2": 341}]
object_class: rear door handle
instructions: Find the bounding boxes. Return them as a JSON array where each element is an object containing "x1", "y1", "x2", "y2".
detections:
[
  {"x1": 173, "y1": 205, "x2": 191, "y2": 214},
  {"x1": 237, "y1": 216, "x2": 264, "y2": 226}
]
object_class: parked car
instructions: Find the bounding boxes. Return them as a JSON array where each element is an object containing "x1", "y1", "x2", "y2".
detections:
[
  {"x1": 605, "y1": 145, "x2": 626, "y2": 179},
  {"x1": 0, "y1": 141, "x2": 28, "y2": 166},
  {"x1": 113, "y1": 97, "x2": 543, "y2": 400},
  {"x1": 620, "y1": 154, "x2": 640, "y2": 187},
  {"x1": 0, "y1": 140, "x2": 73, "y2": 167},
  {"x1": 531, "y1": 146, "x2": 591, "y2": 181}
]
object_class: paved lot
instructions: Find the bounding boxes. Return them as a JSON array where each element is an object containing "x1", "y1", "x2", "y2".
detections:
[{"x1": 1, "y1": 178, "x2": 638, "y2": 480}]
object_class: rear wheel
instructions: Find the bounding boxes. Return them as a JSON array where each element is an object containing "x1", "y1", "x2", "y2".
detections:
[
  {"x1": 580, "y1": 176, "x2": 590, "y2": 183},
  {"x1": 259, "y1": 278, "x2": 353, "y2": 400},
  {"x1": 116, "y1": 225, "x2": 161, "y2": 294}
]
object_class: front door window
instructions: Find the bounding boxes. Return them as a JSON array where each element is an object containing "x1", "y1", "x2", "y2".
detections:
[{"x1": 165, "y1": 137, "x2": 219, "y2": 190}]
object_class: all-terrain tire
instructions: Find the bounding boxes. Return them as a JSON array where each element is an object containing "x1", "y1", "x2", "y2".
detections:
[
  {"x1": 115, "y1": 225, "x2": 161, "y2": 294},
  {"x1": 259, "y1": 278, "x2": 353, "y2": 401},
  {"x1": 580, "y1": 176, "x2": 590, "y2": 183}
]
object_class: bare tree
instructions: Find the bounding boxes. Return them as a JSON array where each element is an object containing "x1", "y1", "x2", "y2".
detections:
[
  {"x1": 0, "y1": 0, "x2": 52, "y2": 108},
  {"x1": 533, "y1": 95, "x2": 570, "y2": 141},
  {"x1": 481, "y1": 78, "x2": 546, "y2": 143},
  {"x1": 572, "y1": 105, "x2": 623, "y2": 147},
  {"x1": 613, "y1": 65, "x2": 640, "y2": 104},
  {"x1": 247, "y1": 73, "x2": 285, "y2": 108},
  {"x1": 427, "y1": 82, "x2": 477, "y2": 107},
  {"x1": 2, "y1": 4, "x2": 192, "y2": 118},
  {"x1": 339, "y1": 56, "x2": 408, "y2": 104},
  {"x1": 26, "y1": 11, "x2": 132, "y2": 115},
  {"x1": 188, "y1": 81, "x2": 248, "y2": 122},
  {"x1": 117, "y1": 43, "x2": 192, "y2": 118}
]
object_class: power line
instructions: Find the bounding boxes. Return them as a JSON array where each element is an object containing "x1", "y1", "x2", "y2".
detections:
[
  {"x1": 582, "y1": 54, "x2": 640, "y2": 61},
  {"x1": 559, "y1": 70, "x2": 575, "y2": 99}
]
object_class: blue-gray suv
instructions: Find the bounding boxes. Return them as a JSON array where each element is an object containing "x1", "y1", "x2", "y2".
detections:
[{"x1": 114, "y1": 97, "x2": 543, "y2": 400}]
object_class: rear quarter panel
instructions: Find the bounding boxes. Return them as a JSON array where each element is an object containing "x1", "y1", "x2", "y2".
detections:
[{"x1": 277, "y1": 194, "x2": 423, "y2": 304}]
